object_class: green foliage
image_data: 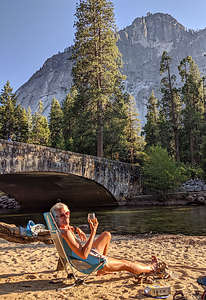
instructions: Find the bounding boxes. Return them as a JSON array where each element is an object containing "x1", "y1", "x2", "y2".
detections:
[
  {"x1": 178, "y1": 56, "x2": 204, "y2": 165},
  {"x1": 143, "y1": 145, "x2": 189, "y2": 195},
  {"x1": 31, "y1": 100, "x2": 50, "y2": 146},
  {"x1": 49, "y1": 98, "x2": 64, "y2": 148},
  {"x1": 182, "y1": 164, "x2": 204, "y2": 179},
  {"x1": 0, "y1": 81, "x2": 17, "y2": 139},
  {"x1": 27, "y1": 107, "x2": 33, "y2": 143},
  {"x1": 61, "y1": 88, "x2": 79, "y2": 151},
  {"x1": 118, "y1": 96, "x2": 145, "y2": 163},
  {"x1": 142, "y1": 90, "x2": 159, "y2": 148},
  {"x1": 14, "y1": 106, "x2": 29, "y2": 142},
  {"x1": 200, "y1": 136, "x2": 206, "y2": 178},
  {"x1": 159, "y1": 51, "x2": 181, "y2": 160}
]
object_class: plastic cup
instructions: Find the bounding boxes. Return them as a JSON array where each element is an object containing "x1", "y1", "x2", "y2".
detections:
[{"x1": 88, "y1": 212, "x2": 95, "y2": 221}]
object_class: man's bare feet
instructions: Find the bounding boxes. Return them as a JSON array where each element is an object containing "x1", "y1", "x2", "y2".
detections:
[{"x1": 151, "y1": 255, "x2": 158, "y2": 271}]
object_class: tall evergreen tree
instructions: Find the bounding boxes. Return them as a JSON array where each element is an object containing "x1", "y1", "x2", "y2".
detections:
[
  {"x1": 61, "y1": 88, "x2": 78, "y2": 151},
  {"x1": 72, "y1": 0, "x2": 125, "y2": 157},
  {"x1": 121, "y1": 96, "x2": 145, "y2": 163},
  {"x1": 31, "y1": 100, "x2": 50, "y2": 146},
  {"x1": 49, "y1": 98, "x2": 64, "y2": 148},
  {"x1": 14, "y1": 105, "x2": 29, "y2": 142},
  {"x1": 142, "y1": 90, "x2": 159, "y2": 148},
  {"x1": 201, "y1": 136, "x2": 206, "y2": 177},
  {"x1": 178, "y1": 56, "x2": 204, "y2": 164},
  {"x1": 27, "y1": 106, "x2": 33, "y2": 143},
  {"x1": 0, "y1": 81, "x2": 17, "y2": 139},
  {"x1": 159, "y1": 51, "x2": 181, "y2": 160},
  {"x1": 102, "y1": 91, "x2": 144, "y2": 162}
]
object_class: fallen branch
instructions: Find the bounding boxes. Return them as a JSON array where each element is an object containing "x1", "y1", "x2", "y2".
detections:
[{"x1": 0, "y1": 222, "x2": 53, "y2": 245}]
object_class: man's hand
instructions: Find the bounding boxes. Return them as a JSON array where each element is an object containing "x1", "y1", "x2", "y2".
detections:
[
  {"x1": 76, "y1": 227, "x2": 87, "y2": 242},
  {"x1": 88, "y1": 217, "x2": 98, "y2": 233}
]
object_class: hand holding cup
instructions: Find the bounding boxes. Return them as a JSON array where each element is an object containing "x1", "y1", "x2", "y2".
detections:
[
  {"x1": 88, "y1": 212, "x2": 98, "y2": 232},
  {"x1": 88, "y1": 212, "x2": 95, "y2": 221}
]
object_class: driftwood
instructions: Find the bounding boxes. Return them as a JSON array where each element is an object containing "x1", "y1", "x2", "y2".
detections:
[
  {"x1": 0, "y1": 222, "x2": 66, "y2": 272},
  {"x1": 0, "y1": 222, "x2": 53, "y2": 245}
]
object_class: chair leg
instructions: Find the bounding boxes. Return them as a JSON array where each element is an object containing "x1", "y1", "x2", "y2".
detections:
[
  {"x1": 58, "y1": 261, "x2": 105, "y2": 290},
  {"x1": 56, "y1": 257, "x2": 76, "y2": 281},
  {"x1": 56, "y1": 257, "x2": 64, "y2": 271},
  {"x1": 57, "y1": 278, "x2": 85, "y2": 291},
  {"x1": 67, "y1": 273, "x2": 75, "y2": 279}
]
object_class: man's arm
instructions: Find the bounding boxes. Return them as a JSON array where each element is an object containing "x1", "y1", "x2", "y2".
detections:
[
  {"x1": 62, "y1": 218, "x2": 98, "y2": 259},
  {"x1": 70, "y1": 226, "x2": 87, "y2": 242}
]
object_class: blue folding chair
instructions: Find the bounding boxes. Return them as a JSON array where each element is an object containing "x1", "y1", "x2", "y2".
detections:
[{"x1": 43, "y1": 212, "x2": 106, "y2": 289}]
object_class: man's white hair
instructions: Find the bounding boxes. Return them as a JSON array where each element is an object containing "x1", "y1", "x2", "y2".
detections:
[{"x1": 50, "y1": 202, "x2": 69, "y2": 218}]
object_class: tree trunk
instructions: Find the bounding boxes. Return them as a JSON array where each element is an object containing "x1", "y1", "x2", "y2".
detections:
[
  {"x1": 97, "y1": 99, "x2": 103, "y2": 157},
  {"x1": 190, "y1": 131, "x2": 194, "y2": 165},
  {"x1": 174, "y1": 128, "x2": 180, "y2": 161},
  {"x1": 167, "y1": 64, "x2": 180, "y2": 161}
]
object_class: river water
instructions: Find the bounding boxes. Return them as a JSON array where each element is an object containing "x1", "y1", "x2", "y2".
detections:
[{"x1": 1, "y1": 205, "x2": 206, "y2": 235}]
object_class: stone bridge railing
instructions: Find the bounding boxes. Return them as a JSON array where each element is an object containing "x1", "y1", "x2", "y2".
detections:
[{"x1": 0, "y1": 140, "x2": 141, "y2": 204}]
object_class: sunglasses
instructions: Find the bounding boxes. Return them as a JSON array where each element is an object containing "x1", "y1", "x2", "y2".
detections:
[{"x1": 58, "y1": 211, "x2": 70, "y2": 218}]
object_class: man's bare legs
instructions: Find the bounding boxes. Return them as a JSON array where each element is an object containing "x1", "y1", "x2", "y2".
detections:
[
  {"x1": 98, "y1": 257, "x2": 155, "y2": 275},
  {"x1": 98, "y1": 256, "x2": 155, "y2": 275},
  {"x1": 92, "y1": 231, "x2": 111, "y2": 255},
  {"x1": 94, "y1": 231, "x2": 157, "y2": 276}
]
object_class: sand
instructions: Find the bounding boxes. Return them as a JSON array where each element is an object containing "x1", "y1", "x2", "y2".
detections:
[{"x1": 0, "y1": 234, "x2": 206, "y2": 300}]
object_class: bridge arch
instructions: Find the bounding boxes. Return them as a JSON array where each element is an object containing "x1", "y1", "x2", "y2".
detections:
[{"x1": 0, "y1": 140, "x2": 141, "y2": 209}]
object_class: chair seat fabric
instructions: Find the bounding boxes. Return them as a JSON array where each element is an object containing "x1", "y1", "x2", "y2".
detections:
[{"x1": 62, "y1": 238, "x2": 107, "y2": 274}]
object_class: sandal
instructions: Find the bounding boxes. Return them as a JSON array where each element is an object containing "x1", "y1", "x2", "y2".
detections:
[
  {"x1": 173, "y1": 290, "x2": 187, "y2": 300},
  {"x1": 151, "y1": 256, "x2": 170, "y2": 280},
  {"x1": 135, "y1": 256, "x2": 170, "y2": 284}
]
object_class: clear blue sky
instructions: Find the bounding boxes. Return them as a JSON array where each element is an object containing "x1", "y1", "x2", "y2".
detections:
[{"x1": 1, "y1": 0, "x2": 206, "y2": 92}]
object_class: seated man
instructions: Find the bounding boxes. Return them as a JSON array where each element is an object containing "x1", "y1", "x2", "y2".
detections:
[{"x1": 51, "y1": 202, "x2": 158, "y2": 276}]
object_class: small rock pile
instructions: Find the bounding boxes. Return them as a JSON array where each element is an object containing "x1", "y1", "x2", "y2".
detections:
[
  {"x1": 180, "y1": 178, "x2": 206, "y2": 192},
  {"x1": 185, "y1": 192, "x2": 206, "y2": 205},
  {"x1": 0, "y1": 195, "x2": 20, "y2": 209}
]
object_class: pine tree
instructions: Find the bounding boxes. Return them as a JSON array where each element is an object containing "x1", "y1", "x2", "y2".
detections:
[
  {"x1": 178, "y1": 56, "x2": 204, "y2": 164},
  {"x1": 27, "y1": 106, "x2": 33, "y2": 143},
  {"x1": 31, "y1": 100, "x2": 50, "y2": 146},
  {"x1": 101, "y1": 82, "x2": 130, "y2": 160},
  {"x1": 0, "y1": 106, "x2": 3, "y2": 135},
  {"x1": 159, "y1": 51, "x2": 181, "y2": 160},
  {"x1": 14, "y1": 105, "x2": 29, "y2": 142},
  {"x1": 61, "y1": 88, "x2": 78, "y2": 151},
  {"x1": 122, "y1": 96, "x2": 145, "y2": 163},
  {"x1": 201, "y1": 136, "x2": 206, "y2": 176},
  {"x1": 72, "y1": 0, "x2": 125, "y2": 157},
  {"x1": 142, "y1": 90, "x2": 159, "y2": 148},
  {"x1": 0, "y1": 81, "x2": 17, "y2": 139},
  {"x1": 49, "y1": 98, "x2": 64, "y2": 148}
]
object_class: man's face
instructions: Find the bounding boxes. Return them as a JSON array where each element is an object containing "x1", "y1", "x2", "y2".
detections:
[{"x1": 56, "y1": 206, "x2": 70, "y2": 229}]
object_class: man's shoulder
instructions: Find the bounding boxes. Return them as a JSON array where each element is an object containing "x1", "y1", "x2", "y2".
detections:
[{"x1": 62, "y1": 227, "x2": 75, "y2": 239}]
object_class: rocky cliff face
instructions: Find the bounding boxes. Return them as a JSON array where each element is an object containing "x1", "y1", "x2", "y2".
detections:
[{"x1": 16, "y1": 13, "x2": 206, "y2": 125}]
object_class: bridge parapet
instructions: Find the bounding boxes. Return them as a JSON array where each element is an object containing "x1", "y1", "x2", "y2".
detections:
[{"x1": 0, "y1": 139, "x2": 141, "y2": 204}]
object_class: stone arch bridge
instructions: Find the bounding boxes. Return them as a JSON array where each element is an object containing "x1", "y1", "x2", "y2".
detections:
[{"x1": 0, "y1": 140, "x2": 141, "y2": 210}]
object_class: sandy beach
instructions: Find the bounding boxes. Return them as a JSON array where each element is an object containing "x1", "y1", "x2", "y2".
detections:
[{"x1": 0, "y1": 234, "x2": 206, "y2": 300}]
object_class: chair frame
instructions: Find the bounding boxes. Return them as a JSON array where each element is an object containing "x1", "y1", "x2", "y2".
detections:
[{"x1": 44, "y1": 212, "x2": 105, "y2": 289}]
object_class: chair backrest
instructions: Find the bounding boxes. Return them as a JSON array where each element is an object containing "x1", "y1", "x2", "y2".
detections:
[
  {"x1": 43, "y1": 212, "x2": 105, "y2": 274},
  {"x1": 44, "y1": 212, "x2": 70, "y2": 266}
]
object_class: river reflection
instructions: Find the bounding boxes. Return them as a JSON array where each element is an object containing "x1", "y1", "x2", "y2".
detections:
[{"x1": 1, "y1": 206, "x2": 206, "y2": 235}]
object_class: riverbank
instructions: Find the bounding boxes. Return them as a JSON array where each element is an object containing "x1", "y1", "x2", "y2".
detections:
[
  {"x1": 0, "y1": 234, "x2": 206, "y2": 299},
  {"x1": 124, "y1": 191, "x2": 206, "y2": 206}
]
